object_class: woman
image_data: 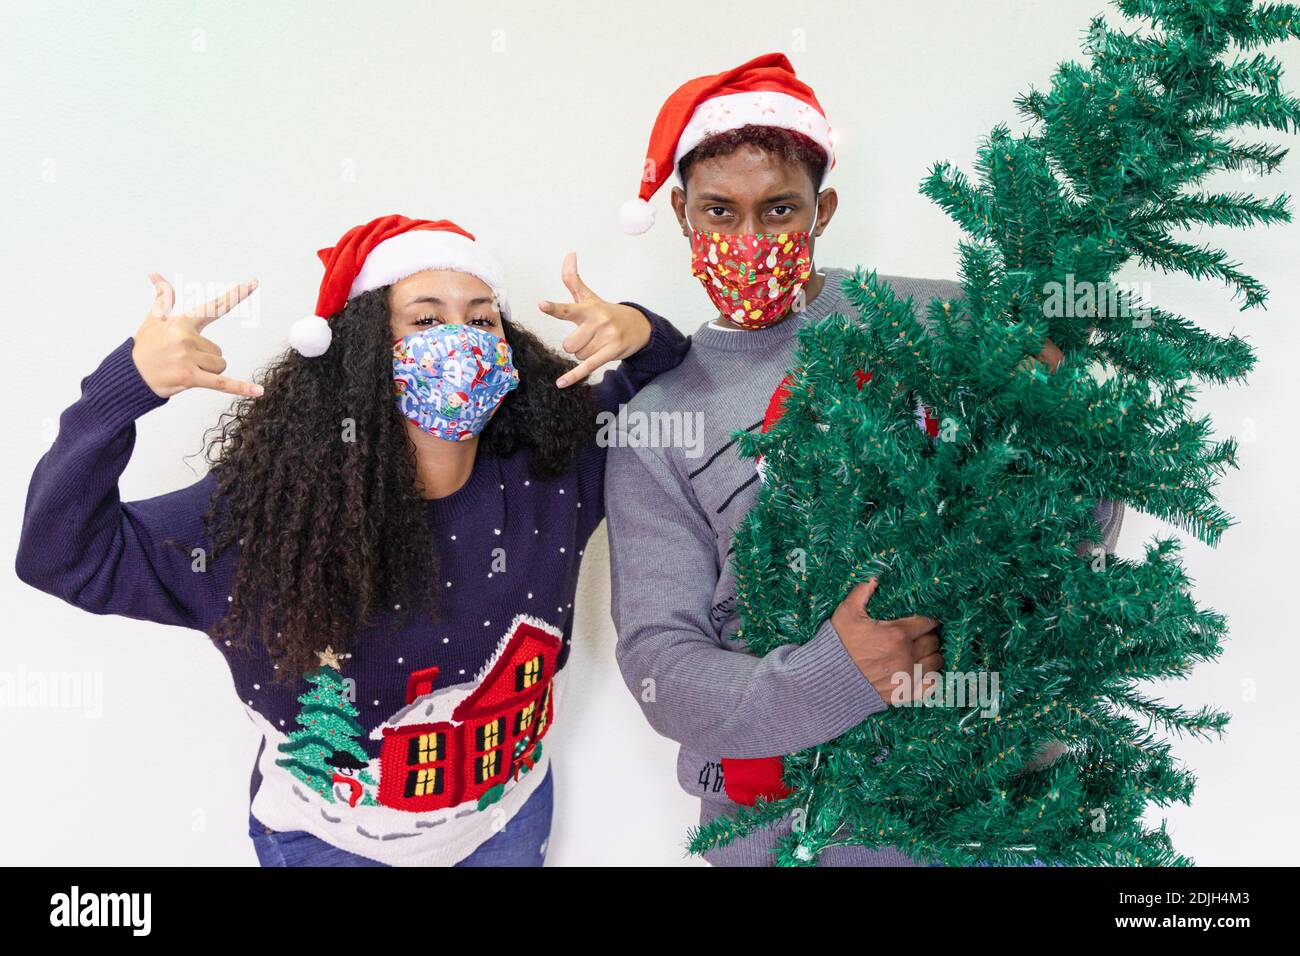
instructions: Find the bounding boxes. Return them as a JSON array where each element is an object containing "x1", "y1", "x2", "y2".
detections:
[{"x1": 16, "y1": 214, "x2": 688, "y2": 866}]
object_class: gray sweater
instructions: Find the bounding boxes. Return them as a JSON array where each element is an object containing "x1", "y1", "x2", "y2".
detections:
[{"x1": 604, "y1": 268, "x2": 1124, "y2": 866}]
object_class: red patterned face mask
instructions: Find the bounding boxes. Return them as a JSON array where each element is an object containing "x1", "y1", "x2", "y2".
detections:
[{"x1": 689, "y1": 222, "x2": 814, "y2": 329}]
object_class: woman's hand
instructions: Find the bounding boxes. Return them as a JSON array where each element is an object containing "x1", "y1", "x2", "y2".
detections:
[
  {"x1": 132, "y1": 273, "x2": 264, "y2": 399},
  {"x1": 538, "y1": 252, "x2": 652, "y2": 388}
]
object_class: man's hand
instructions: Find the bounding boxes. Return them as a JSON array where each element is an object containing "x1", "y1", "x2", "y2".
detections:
[
  {"x1": 538, "y1": 252, "x2": 652, "y2": 388},
  {"x1": 830, "y1": 578, "x2": 943, "y2": 704},
  {"x1": 133, "y1": 273, "x2": 263, "y2": 399},
  {"x1": 1037, "y1": 338, "x2": 1064, "y2": 372}
]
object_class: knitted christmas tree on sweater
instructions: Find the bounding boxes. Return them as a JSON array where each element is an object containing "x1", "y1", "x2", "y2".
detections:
[{"x1": 690, "y1": 0, "x2": 1300, "y2": 866}]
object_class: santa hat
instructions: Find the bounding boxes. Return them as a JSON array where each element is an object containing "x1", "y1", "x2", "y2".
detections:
[
  {"x1": 288, "y1": 214, "x2": 510, "y2": 357},
  {"x1": 619, "y1": 52, "x2": 836, "y2": 235}
]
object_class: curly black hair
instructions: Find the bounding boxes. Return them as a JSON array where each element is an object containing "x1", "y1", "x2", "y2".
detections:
[
  {"x1": 200, "y1": 286, "x2": 597, "y2": 681},
  {"x1": 678, "y1": 124, "x2": 828, "y2": 193}
]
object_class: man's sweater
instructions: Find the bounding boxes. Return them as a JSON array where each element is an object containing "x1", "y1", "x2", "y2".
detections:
[
  {"x1": 604, "y1": 268, "x2": 1125, "y2": 867},
  {"x1": 16, "y1": 310, "x2": 688, "y2": 866}
]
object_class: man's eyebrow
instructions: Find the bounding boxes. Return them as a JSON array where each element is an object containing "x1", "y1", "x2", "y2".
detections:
[
  {"x1": 695, "y1": 192, "x2": 736, "y2": 203},
  {"x1": 762, "y1": 192, "x2": 806, "y2": 203}
]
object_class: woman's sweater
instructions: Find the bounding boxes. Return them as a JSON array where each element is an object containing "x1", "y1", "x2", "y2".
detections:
[{"x1": 16, "y1": 308, "x2": 688, "y2": 866}]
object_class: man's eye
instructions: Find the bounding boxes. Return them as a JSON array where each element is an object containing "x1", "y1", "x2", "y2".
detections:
[
  {"x1": 706, "y1": 207, "x2": 729, "y2": 218},
  {"x1": 769, "y1": 205, "x2": 794, "y2": 217}
]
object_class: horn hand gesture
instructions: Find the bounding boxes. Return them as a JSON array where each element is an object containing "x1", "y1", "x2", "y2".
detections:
[{"x1": 132, "y1": 274, "x2": 264, "y2": 399}]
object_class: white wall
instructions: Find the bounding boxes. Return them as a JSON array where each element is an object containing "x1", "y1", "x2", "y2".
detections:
[{"x1": 1, "y1": 0, "x2": 1296, "y2": 866}]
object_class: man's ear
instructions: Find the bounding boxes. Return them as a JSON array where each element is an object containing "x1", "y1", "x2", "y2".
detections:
[
  {"x1": 670, "y1": 186, "x2": 690, "y2": 237},
  {"x1": 813, "y1": 188, "x2": 838, "y2": 238}
]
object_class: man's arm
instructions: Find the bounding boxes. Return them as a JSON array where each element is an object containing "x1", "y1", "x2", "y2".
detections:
[
  {"x1": 1037, "y1": 338, "x2": 1127, "y2": 556},
  {"x1": 605, "y1": 439, "x2": 892, "y2": 760}
]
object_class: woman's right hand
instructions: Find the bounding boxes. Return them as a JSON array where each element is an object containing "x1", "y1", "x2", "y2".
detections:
[{"x1": 132, "y1": 273, "x2": 264, "y2": 399}]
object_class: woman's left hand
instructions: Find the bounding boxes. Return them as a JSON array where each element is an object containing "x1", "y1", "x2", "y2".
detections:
[{"x1": 538, "y1": 252, "x2": 652, "y2": 388}]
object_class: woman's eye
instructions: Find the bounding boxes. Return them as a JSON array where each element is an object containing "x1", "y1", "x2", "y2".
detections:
[
  {"x1": 470, "y1": 316, "x2": 495, "y2": 327},
  {"x1": 414, "y1": 315, "x2": 439, "y2": 326}
]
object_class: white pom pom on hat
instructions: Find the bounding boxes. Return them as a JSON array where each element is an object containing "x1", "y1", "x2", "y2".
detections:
[
  {"x1": 288, "y1": 314, "x2": 332, "y2": 358},
  {"x1": 619, "y1": 198, "x2": 656, "y2": 235},
  {"x1": 620, "y1": 52, "x2": 836, "y2": 235},
  {"x1": 292, "y1": 214, "x2": 509, "y2": 357}
]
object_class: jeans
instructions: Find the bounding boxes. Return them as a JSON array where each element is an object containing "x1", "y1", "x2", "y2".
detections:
[
  {"x1": 249, "y1": 765, "x2": 553, "y2": 867},
  {"x1": 931, "y1": 859, "x2": 1050, "y2": 867}
]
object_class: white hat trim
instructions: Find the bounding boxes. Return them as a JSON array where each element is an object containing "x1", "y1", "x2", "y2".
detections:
[
  {"x1": 672, "y1": 90, "x2": 835, "y2": 181},
  {"x1": 348, "y1": 230, "x2": 511, "y2": 318}
]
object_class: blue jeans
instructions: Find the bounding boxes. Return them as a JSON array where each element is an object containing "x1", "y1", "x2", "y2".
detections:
[
  {"x1": 249, "y1": 766, "x2": 553, "y2": 867},
  {"x1": 931, "y1": 859, "x2": 1049, "y2": 867}
]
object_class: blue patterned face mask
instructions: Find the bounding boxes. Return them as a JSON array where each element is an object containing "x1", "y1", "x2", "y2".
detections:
[{"x1": 392, "y1": 324, "x2": 520, "y2": 441}]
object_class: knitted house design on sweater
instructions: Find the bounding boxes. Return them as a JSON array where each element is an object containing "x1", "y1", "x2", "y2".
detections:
[{"x1": 370, "y1": 615, "x2": 561, "y2": 812}]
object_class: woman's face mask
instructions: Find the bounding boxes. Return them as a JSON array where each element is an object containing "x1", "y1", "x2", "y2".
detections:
[{"x1": 392, "y1": 323, "x2": 520, "y2": 441}]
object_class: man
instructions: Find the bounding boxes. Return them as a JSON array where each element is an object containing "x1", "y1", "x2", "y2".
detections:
[
  {"x1": 605, "y1": 54, "x2": 959, "y2": 866},
  {"x1": 605, "y1": 52, "x2": 1124, "y2": 867}
]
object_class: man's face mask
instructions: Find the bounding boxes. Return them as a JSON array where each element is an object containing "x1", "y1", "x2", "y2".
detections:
[
  {"x1": 688, "y1": 201, "x2": 816, "y2": 329},
  {"x1": 393, "y1": 323, "x2": 519, "y2": 441}
]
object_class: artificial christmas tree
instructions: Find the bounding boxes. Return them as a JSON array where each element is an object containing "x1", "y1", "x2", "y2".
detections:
[
  {"x1": 276, "y1": 648, "x2": 379, "y2": 807},
  {"x1": 690, "y1": 0, "x2": 1300, "y2": 866}
]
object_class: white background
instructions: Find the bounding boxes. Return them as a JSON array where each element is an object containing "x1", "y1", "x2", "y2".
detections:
[{"x1": 1, "y1": 0, "x2": 1296, "y2": 866}]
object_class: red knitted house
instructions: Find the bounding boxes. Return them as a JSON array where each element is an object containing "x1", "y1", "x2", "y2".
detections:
[{"x1": 372, "y1": 615, "x2": 562, "y2": 812}]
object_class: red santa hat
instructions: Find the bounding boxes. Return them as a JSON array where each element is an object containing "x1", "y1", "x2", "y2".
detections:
[
  {"x1": 619, "y1": 52, "x2": 836, "y2": 235},
  {"x1": 288, "y1": 214, "x2": 510, "y2": 357}
]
